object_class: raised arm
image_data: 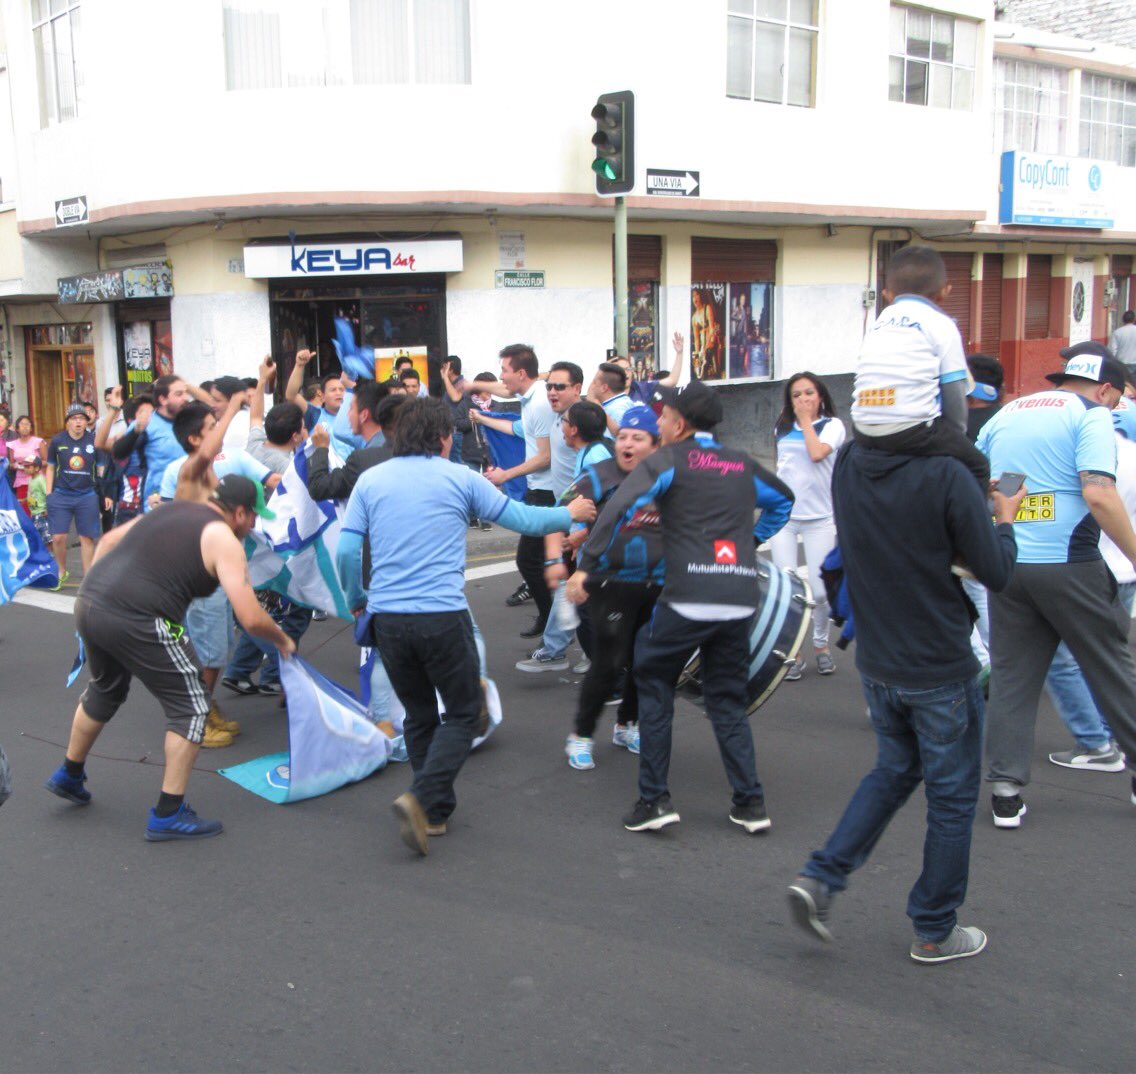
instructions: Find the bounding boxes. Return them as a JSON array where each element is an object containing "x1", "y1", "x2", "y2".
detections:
[
  {"x1": 284, "y1": 349, "x2": 314, "y2": 413},
  {"x1": 250, "y1": 356, "x2": 274, "y2": 429},
  {"x1": 659, "y1": 333, "x2": 685, "y2": 388},
  {"x1": 95, "y1": 385, "x2": 123, "y2": 449},
  {"x1": 182, "y1": 391, "x2": 246, "y2": 485}
]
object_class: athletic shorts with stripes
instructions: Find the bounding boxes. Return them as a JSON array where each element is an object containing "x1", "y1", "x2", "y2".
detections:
[{"x1": 75, "y1": 596, "x2": 211, "y2": 744}]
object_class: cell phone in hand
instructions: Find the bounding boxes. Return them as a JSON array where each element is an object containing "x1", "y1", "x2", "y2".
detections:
[{"x1": 995, "y1": 471, "x2": 1026, "y2": 496}]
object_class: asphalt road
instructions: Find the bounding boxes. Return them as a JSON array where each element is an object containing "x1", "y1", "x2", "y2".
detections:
[{"x1": 0, "y1": 551, "x2": 1132, "y2": 1073}]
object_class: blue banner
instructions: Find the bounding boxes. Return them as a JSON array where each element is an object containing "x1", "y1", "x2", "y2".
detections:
[
  {"x1": 0, "y1": 460, "x2": 59, "y2": 603},
  {"x1": 480, "y1": 414, "x2": 528, "y2": 502}
]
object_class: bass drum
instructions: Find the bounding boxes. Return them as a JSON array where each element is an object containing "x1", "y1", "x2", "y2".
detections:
[{"x1": 676, "y1": 564, "x2": 813, "y2": 714}]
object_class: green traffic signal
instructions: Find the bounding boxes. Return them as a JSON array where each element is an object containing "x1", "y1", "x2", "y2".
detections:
[{"x1": 590, "y1": 90, "x2": 634, "y2": 195}]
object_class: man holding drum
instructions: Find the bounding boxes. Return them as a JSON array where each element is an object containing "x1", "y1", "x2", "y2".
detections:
[{"x1": 573, "y1": 380, "x2": 794, "y2": 834}]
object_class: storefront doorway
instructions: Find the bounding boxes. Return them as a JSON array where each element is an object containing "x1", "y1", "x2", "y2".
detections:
[
  {"x1": 24, "y1": 323, "x2": 95, "y2": 437},
  {"x1": 269, "y1": 275, "x2": 448, "y2": 397}
]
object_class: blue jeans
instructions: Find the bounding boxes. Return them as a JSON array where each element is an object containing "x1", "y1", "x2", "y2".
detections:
[
  {"x1": 803, "y1": 674, "x2": 984, "y2": 942},
  {"x1": 224, "y1": 604, "x2": 312, "y2": 685},
  {"x1": 1043, "y1": 579, "x2": 1135, "y2": 749}
]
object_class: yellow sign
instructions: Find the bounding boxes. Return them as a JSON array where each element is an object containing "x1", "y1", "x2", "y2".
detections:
[
  {"x1": 857, "y1": 387, "x2": 896, "y2": 407},
  {"x1": 1014, "y1": 492, "x2": 1056, "y2": 523}
]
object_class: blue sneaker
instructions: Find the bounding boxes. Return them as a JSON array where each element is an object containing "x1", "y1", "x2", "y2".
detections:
[
  {"x1": 612, "y1": 724, "x2": 640, "y2": 754},
  {"x1": 565, "y1": 734, "x2": 595, "y2": 770},
  {"x1": 44, "y1": 763, "x2": 91, "y2": 805},
  {"x1": 145, "y1": 802, "x2": 223, "y2": 842}
]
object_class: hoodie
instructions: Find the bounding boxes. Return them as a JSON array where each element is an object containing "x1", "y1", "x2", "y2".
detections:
[{"x1": 833, "y1": 441, "x2": 1016, "y2": 689}]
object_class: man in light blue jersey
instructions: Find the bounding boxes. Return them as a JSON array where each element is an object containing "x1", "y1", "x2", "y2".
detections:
[
  {"x1": 112, "y1": 374, "x2": 193, "y2": 509},
  {"x1": 977, "y1": 341, "x2": 1136, "y2": 828},
  {"x1": 336, "y1": 398, "x2": 595, "y2": 856}
]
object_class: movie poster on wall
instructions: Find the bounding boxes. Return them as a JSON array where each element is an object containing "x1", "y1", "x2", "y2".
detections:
[
  {"x1": 728, "y1": 283, "x2": 773, "y2": 380},
  {"x1": 690, "y1": 283, "x2": 727, "y2": 382},
  {"x1": 123, "y1": 322, "x2": 154, "y2": 394},
  {"x1": 628, "y1": 281, "x2": 658, "y2": 378}
]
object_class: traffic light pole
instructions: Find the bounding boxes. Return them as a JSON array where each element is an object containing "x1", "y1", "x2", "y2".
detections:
[{"x1": 614, "y1": 195, "x2": 628, "y2": 358}]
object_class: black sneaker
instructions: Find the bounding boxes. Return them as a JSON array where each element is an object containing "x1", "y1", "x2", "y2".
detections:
[
  {"x1": 623, "y1": 796, "x2": 680, "y2": 832},
  {"x1": 787, "y1": 875, "x2": 833, "y2": 943},
  {"x1": 729, "y1": 799, "x2": 771, "y2": 833},
  {"x1": 505, "y1": 583, "x2": 532, "y2": 607},
  {"x1": 991, "y1": 793, "x2": 1027, "y2": 829}
]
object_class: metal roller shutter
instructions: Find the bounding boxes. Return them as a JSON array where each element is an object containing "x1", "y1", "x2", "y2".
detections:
[
  {"x1": 691, "y1": 237, "x2": 777, "y2": 282},
  {"x1": 1025, "y1": 255, "x2": 1051, "y2": 340},
  {"x1": 939, "y1": 253, "x2": 973, "y2": 350},
  {"x1": 979, "y1": 254, "x2": 1003, "y2": 355}
]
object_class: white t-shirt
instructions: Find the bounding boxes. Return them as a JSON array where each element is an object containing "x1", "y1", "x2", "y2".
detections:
[
  {"x1": 519, "y1": 380, "x2": 554, "y2": 493},
  {"x1": 1101, "y1": 431, "x2": 1136, "y2": 585},
  {"x1": 851, "y1": 294, "x2": 968, "y2": 431},
  {"x1": 775, "y1": 416, "x2": 846, "y2": 521}
]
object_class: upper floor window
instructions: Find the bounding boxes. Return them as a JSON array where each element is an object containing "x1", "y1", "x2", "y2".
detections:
[
  {"x1": 223, "y1": 0, "x2": 470, "y2": 90},
  {"x1": 1080, "y1": 74, "x2": 1136, "y2": 167},
  {"x1": 726, "y1": 0, "x2": 818, "y2": 108},
  {"x1": 888, "y1": 4, "x2": 976, "y2": 109},
  {"x1": 994, "y1": 59, "x2": 1068, "y2": 154},
  {"x1": 32, "y1": 0, "x2": 82, "y2": 126}
]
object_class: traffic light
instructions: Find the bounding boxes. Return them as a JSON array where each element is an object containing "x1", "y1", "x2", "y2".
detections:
[{"x1": 590, "y1": 90, "x2": 635, "y2": 196}]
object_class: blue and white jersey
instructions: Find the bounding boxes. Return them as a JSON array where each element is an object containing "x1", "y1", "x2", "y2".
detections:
[
  {"x1": 775, "y1": 416, "x2": 846, "y2": 521},
  {"x1": 159, "y1": 448, "x2": 272, "y2": 500},
  {"x1": 852, "y1": 294, "x2": 968, "y2": 429},
  {"x1": 977, "y1": 389, "x2": 1117, "y2": 564}
]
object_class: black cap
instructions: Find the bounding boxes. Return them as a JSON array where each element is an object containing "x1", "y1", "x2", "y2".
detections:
[
  {"x1": 653, "y1": 380, "x2": 723, "y2": 430},
  {"x1": 212, "y1": 473, "x2": 276, "y2": 520},
  {"x1": 212, "y1": 375, "x2": 247, "y2": 399},
  {"x1": 1046, "y1": 341, "x2": 1128, "y2": 391}
]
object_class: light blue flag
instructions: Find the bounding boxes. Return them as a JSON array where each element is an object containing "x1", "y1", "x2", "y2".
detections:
[
  {"x1": 217, "y1": 656, "x2": 398, "y2": 804},
  {"x1": 0, "y1": 459, "x2": 58, "y2": 603}
]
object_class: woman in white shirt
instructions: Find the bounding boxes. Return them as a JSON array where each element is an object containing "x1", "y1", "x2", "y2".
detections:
[{"x1": 769, "y1": 373, "x2": 846, "y2": 680}]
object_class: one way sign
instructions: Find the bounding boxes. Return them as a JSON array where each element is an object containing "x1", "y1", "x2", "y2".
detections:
[{"x1": 645, "y1": 169, "x2": 700, "y2": 197}]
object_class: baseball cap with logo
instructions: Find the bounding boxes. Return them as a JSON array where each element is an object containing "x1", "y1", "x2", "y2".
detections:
[
  {"x1": 967, "y1": 353, "x2": 1003, "y2": 403},
  {"x1": 65, "y1": 403, "x2": 88, "y2": 419},
  {"x1": 212, "y1": 473, "x2": 276, "y2": 520},
  {"x1": 652, "y1": 380, "x2": 723, "y2": 430},
  {"x1": 619, "y1": 404, "x2": 659, "y2": 437},
  {"x1": 1045, "y1": 340, "x2": 1128, "y2": 391}
]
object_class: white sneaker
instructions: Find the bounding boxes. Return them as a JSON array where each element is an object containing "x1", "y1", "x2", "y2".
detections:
[
  {"x1": 612, "y1": 724, "x2": 640, "y2": 753},
  {"x1": 515, "y1": 650, "x2": 569, "y2": 673},
  {"x1": 565, "y1": 734, "x2": 595, "y2": 770},
  {"x1": 571, "y1": 657, "x2": 592, "y2": 674}
]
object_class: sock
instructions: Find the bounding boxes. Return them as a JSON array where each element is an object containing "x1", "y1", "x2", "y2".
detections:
[
  {"x1": 991, "y1": 781, "x2": 1019, "y2": 799},
  {"x1": 63, "y1": 758, "x2": 85, "y2": 778},
  {"x1": 155, "y1": 792, "x2": 184, "y2": 818}
]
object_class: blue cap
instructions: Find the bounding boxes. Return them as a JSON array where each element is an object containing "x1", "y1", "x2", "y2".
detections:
[
  {"x1": 968, "y1": 382, "x2": 999, "y2": 402},
  {"x1": 619, "y1": 404, "x2": 659, "y2": 437}
]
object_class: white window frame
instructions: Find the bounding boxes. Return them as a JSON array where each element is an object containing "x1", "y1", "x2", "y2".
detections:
[
  {"x1": 31, "y1": 0, "x2": 82, "y2": 127},
  {"x1": 222, "y1": 0, "x2": 472, "y2": 91},
  {"x1": 1079, "y1": 73, "x2": 1136, "y2": 168},
  {"x1": 888, "y1": 4, "x2": 977, "y2": 111},
  {"x1": 994, "y1": 58, "x2": 1069, "y2": 155},
  {"x1": 726, "y1": 0, "x2": 819, "y2": 108}
]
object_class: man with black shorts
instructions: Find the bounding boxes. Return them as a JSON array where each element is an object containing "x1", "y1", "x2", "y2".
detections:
[{"x1": 44, "y1": 474, "x2": 295, "y2": 841}]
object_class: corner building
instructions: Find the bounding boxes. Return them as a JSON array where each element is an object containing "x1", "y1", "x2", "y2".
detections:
[{"x1": 0, "y1": 0, "x2": 1133, "y2": 442}]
